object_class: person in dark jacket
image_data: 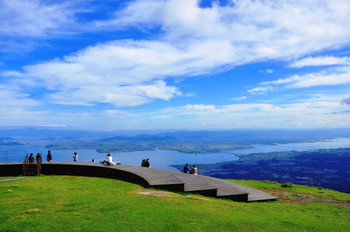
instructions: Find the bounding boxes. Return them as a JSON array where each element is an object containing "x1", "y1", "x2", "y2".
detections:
[
  {"x1": 46, "y1": 150, "x2": 52, "y2": 161},
  {"x1": 183, "y1": 163, "x2": 190, "y2": 173},
  {"x1": 144, "y1": 158, "x2": 151, "y2": 168},
  {"x1": 141, "y1": 159, "x2": 146, "y2": 167},
  {"x1": 36, "y1": 153, "x2": 42, "y2": 163}
]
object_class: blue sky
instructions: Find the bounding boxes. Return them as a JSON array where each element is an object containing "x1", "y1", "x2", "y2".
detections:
[{"x1": 1, "y1": 0, "x2": 350, "y2": 130}]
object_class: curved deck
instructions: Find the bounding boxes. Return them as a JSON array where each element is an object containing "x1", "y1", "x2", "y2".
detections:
[{"x1": 0, "y1": 162, "x2": 277, "y2": 202}]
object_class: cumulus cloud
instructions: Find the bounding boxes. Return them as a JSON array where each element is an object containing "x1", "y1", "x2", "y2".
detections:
[
  {"x1": 289, "y1": 56, "x2": 350, "y2": 68},
  {"x1": 3, "y1": 0, "x2": 350, "y2": 110},
  {"x1": 102, "y1": 0, "x2": 350, "y2": 59}
]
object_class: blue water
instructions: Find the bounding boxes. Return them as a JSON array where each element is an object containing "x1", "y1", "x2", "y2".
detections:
[{"x1": 1, "y1": 137, "x2": 350, "y2": 171}]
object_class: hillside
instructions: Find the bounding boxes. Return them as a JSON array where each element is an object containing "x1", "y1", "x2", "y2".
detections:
[
  {"x1": 175, "y1": 148, "x2": 350, "y2": 193},
  {"x1": 1, "y1": 176, "x2": 349, "y2": 231}
]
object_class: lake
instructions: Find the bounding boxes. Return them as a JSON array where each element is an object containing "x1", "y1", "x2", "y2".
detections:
[{"x1": 1, "y1": 137, "x2": 350, "y2": 171}]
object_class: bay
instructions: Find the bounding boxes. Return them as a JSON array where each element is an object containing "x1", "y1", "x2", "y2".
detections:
[{"x1": 1, "y1": 137, "x2": 350, "y2": 171}]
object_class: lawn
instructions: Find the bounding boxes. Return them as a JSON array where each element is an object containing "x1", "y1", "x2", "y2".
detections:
[{"x1": 1, "y1": 176, "x2": 349, "y2": 232}]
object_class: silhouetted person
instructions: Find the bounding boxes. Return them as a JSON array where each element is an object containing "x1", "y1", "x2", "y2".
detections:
[
  {"x1": 91, "y1": 159, "x2": 95, "y2": 163},
  {"x1": 46, "y1": 150, "x2": 52, "y2": 161},
  {"x1": 144, "y1": 158, "x2": 151, "y2": 168},
  {"x1": 36, "y1": 153, "x2": 42, "y2": 163},
  {"x1": 29, "y1": 153, "x2": 35, "y2": 163},
  {"x1": 141, "y1": 159, "x2": 146, "y2": 167},
  {"x1": 73, "y1": 152, "x2": 78, "y2": 162},
  {"x1": 183, "y1": 163, "x2": 190, "y2": 173}
]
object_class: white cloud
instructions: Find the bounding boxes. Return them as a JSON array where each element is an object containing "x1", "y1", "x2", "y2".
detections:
[
  {"x1": 289, "y1": 56, "x2": 350, "y2": 68},
  {"x1": 152, "y1": 96, "x2": 349, "y2": 129},
  {"x1": 0, "y1": 0, "x2": 76, "y2": 37},
  {"x1": 262, "y1": 66, "x2": 350, "y2": 89},
  {"x1": 3, "y1": 0, "x2": 350, "y2": 112},
  {"x1": 232, "y1": 96, "x2": 247, "y2": 101},
  {"x1": 184, "y1": 104, "x2": 216, "y2": 111},
  {"x1": 102, "y1": 0, "x2": 350, "y2": 60},
  {"x1": 249, "y1": 66, "x2": 350, "y2": 93},
  {"x1": 259, "y1": 69, "x2": 274, "y2": 74},
  {"x1": 4, "y1": 40, "x2": 189, "y2": 107},
  {"x1": 247, "y1": 86, "x2": 273, "y2": 95},
  {"x1": 0, "y1": 86, "x2": 38, "y2": 109}
]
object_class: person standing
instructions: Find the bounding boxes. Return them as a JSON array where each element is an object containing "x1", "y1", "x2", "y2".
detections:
[
  {"x1": 46, "y1": 150, "x2": 52, "y2": 161},
  {"x1": 73, "y1": 152, "x2": 78, "y2": 162},
  {"x1": 36, "y1": 153, "x2": 42, "y2": 163},
  {"x1": 29, "y1": 153, "x2": 35, "y2": 163},
  {"x1": 183, "y1": 163, "x2": 190, "y2": 173}
]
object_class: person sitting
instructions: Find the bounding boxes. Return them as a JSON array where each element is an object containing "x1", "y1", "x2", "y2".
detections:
[
  {"x1": 29, "y1": 153, "x2": 35, "y2": 163},
  {"x1": 143, "y1": 158, "x2": 151, "y2": 168},
  {"x1": 183, "y1": 163, "x2": 190, "y2": 173},
  {"x1": 73, "y1": 152, "x2": 78, "y2": 162},
  {"x1": 190, "y1": 165, "x2": 198, "y2": 175},
  {"x1": 101, "y1": 154, "x2": 116, "y2": 165},
  {"x1": 141, "y1": 159, "x2": 146, "y2": 167},
  {"x1": 46, "y1": 150, "x2": 52, "y2": 161}
]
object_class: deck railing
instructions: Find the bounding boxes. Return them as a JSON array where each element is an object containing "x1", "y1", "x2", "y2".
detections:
[
  {"x1": 22, "y1": 154, "x2": 29, "y2": 175},
  {"x1": 37, "y1": 154, "x2": 42, "y2": 175}
]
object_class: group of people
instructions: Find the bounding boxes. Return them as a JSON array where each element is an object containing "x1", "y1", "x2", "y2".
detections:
[
  {"x1": 183, "y1": 163, "x2": 198, "y2": 175},
  {"x1": 141, "y1": 158, "x2": 151, "y2": 168},
  {"x1": 28, "y1": 153, "x2": 43, "y2": 163},
  {"x1": 27, "y1": 150, "x2": 119, "y2": 165},
  {"x1": 27, "y1": 151, "x2": 197, "y2": 175},
  {"x1": 28, "y1": 151, "x2": 50, "y2": 163}
]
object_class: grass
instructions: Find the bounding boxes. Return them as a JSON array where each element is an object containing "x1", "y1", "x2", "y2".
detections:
[
  {"x1": 0, "y1": 176, "x2": 349, "y2": 232},
  {"x1": 232, "y1": 179, "x2": 350, "y2": 202}
]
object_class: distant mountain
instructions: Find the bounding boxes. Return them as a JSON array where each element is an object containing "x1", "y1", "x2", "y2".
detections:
[{"x1": 1, "y1": 127, "x2": 350, "y2": 153}]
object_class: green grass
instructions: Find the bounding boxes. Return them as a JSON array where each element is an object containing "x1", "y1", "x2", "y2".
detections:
[
  {"x1": 1, "y1": 176, "x2": 349, "y2": 232},
  {"x1": 231, "y1": 179, "x2": 350, "y2": 202}
]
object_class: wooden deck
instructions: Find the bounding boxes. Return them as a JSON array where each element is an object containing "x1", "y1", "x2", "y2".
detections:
[{"x1": 0, "y1": 162, "x2": 277, "y2": 202}]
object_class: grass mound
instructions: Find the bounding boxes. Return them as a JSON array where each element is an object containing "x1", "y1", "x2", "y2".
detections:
[{"x1": 1, "y1": 176, "x2": 349, "y2": 232}]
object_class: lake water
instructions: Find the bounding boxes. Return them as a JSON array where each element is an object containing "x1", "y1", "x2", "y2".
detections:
[{"x1": 1, "y1": 137, "x2": 350, "y2": 171}]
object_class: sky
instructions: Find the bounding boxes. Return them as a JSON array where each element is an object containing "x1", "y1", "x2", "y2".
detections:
[{"x1": 1, "y1": 0, "x2": 350, "y2": 131}]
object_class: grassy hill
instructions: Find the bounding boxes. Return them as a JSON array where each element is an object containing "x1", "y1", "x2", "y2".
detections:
[{"x1": 1, "y1": 176, "x2": 349, "y2": 231}]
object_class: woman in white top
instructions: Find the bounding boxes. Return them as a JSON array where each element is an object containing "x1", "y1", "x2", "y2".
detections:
[
  {"x1": 107, "y1": 154, "x2": 113, "y2": 164},
  {"x1": 190, "y1": 165, "x2": 198, "y2": 175},
  {"x1": 101, "y1": 153, "x2": 114, "y2": 165}
]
